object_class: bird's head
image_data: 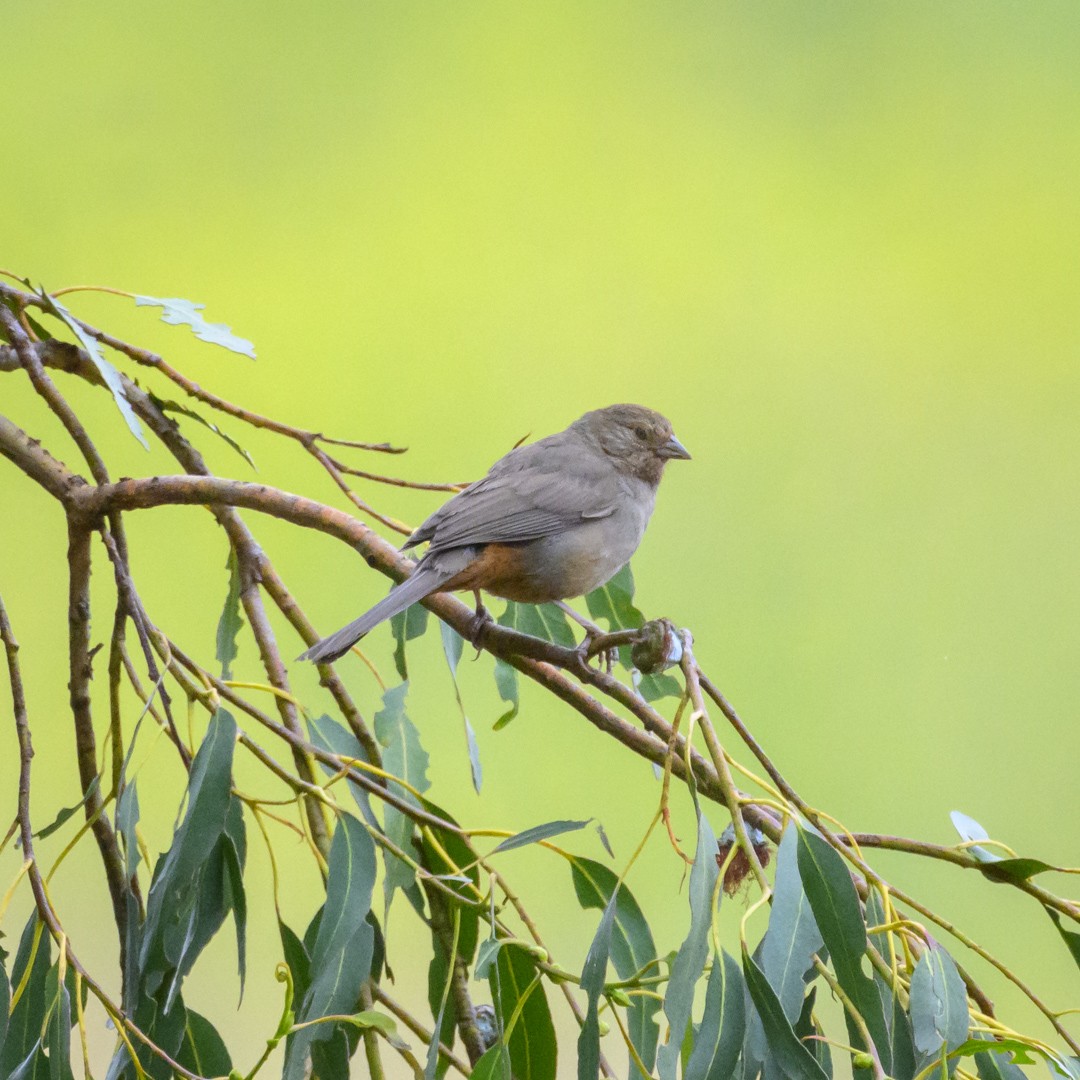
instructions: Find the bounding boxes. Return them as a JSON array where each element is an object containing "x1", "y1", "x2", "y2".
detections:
[{"x1": 574, "y1": 403, "x2": 691, "y2": 485}]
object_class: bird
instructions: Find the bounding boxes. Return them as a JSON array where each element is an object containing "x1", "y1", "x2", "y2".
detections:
[{"x1": 298, "y1": 403, "x2": 690, "y2": 664}]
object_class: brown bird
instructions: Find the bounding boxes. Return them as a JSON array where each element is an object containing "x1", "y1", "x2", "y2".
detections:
[{"x1": 299, "y1": 403, "x2": 690, "y2": 663}]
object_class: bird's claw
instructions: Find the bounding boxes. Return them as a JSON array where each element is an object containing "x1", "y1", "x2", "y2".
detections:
[{"x1": 467, "y1": 604, "x2": 493, "y2": 650}]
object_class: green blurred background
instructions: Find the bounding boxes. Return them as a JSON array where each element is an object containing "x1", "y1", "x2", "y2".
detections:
[{"x1": 3, "y1": 2, "x2": 1079, "y2": 1075}]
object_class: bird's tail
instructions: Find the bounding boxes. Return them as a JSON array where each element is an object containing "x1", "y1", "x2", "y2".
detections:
[{"x1": 298, "y1": 565, "x2": 452, "y2": 664}]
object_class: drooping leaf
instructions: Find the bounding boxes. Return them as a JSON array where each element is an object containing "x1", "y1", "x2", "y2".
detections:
[
  {"x1": 909, "y1": 941, "x2": 969, "y2": 1058},
  {"x1": 742, "y1": 948, "x2": 829, "y2": 1080},
  {"x1": 978, "y1": 857, "x2": 1059, "y2": 884},
  {"x1": 864, "y1": 891, "x2": 916, "y2": 1080},
  {"x1": 31, "y1": 775, "x2": 101, "y2": 842},
  {"x1": 134, "y1": 294, "x2": 256, "y2": 358},
  {"x1": 0, "y1": 916, "x2": 52, "y2": 1075},
  {"x1": 743, "y1": 824, "x2": 823, "y2": 1080},
  {"x1": 475, "y1": 938, "x2": 503, "y2": 981},
  {"x1": 116, "y1": 778, "x2": 141, "y2": 877},
  {"x1": 39, "y1": 291, "x2": 148, "y2": 447},
  {"x1": 657, "y1": 811, "x2": 719, "y2": 1080},
  {"x1": 307, "y1": 714, "x2": 380, "y2": 830},
  {"x1": 796, "y1": 827, "x2": 890, "y2": 1069},
  {"x1": 795, "y1": 986, "x2": 834, "y2": 1080},
  {"x1": 216, "y1": 549, "x2": 244, "y2": 679},
  {"x1": 1047, "y1": 908, "x2": 1080, "y2": 972},
  {"x1": 686, "y1": 950, "x2": 745, "y2": 1080},
  {"x1": 138, "y1": 710, "x2": 245, "y2": 1012},
  {"x1": 585, "y1": 564, "x2": 644, "y2": 635},
  {"x1": 279, "y1": 920, "x2": 312, "y2": 1004},
  {"x1": 0, "y1": 949, "x2": 9, "y2": 1052},
  {"x1": 375, "y1": 683, "x2": 430, "y2": 908},
  {"x1": 42, "y1": 962, "x2": 74, "y2": 1080},
  {"x1": 149, "y1": 392, "x2": 256, "y2": 469},
  {"x1": 493, "y1": 657, "x2": 519, "y2": 729},
  {"x1": 441, "y1": 621, "x2": 483, "y2": 793},
  {"x1": 569, "y1": 857, "x2": 660, "y2": 1076},
  {"x1": 577, "y1": 892, "x2": 618, "y2": 1080},
  {"x1": 490, "y1": 819, "x2": 589, "y2": 856},
  {"x1": 177, "y1": 1010, "x2": 232, "y2": 1077},
  {"x1": 284, "y1": 814, "x2": 377, "y2": 1080},
  {"x1": 390, "y1": 596, "x2": 429, "y2": 682},
  {"x1": 489, "y1": 944, "x2": 557, "y2": 1080}
]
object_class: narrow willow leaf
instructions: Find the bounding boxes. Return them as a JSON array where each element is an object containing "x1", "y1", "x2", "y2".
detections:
[
  {"x1": 490, "y1": 819, "x2": 589, "y2": 855},
  {"x1": 595, "y1": 823, "x2": 614, "y2": 858},
  {"x1": 216, "y1": 549, "x2": 244, "y2": 679},
  {"x1": 796, "y1": 827, "x2": 890, "y2": 1068},
  {"x1": 493, "y1": 657, "x2": 519, "y2": 728},
  {"x1": 40, "y1": 292, "x2": 149, "y2": 447},
  {"x1": 223, "y1": 804, "x2": 248, "y2": 995},
  {"x1": 795, "y1": 987, "x2": 833, "y2": 1080},
  {"x1": 115, "y1": 778, "x2": 141, "y2": 877},
  {"x1": 1047, "y1": 908, "x2": 1080, "y2": 971},
  {"x1": 138, "y1": 710, "x2": 246, "y2": 1015},
  {"x1": 475, "y1": 938, "x2": 503, "y2": 981},
  {"x1": 949, "y1": 811, "x2": 998, "y2": 864},
  {"x1": 742, "y1": 948, "x2": 829, "y2": 1080},
  {"x1": 149, "y1": 392, "x2": 256, "y2": 469},
  {"x1": 279, "y1": 920, "x2": 312, "y2": 1003},
  {"x1": 375, "y1": 683, "x2": 430, "y2": 907},
  {"x1": 686, "y1": 950, "x2": 745, "y2": 1080},
  {"x1": 490, "y1": 944, "x2": 557, "y2": 1080},
  {"x1": 0, "y1": 952, "x2": 9, "y2": 1051},
  {"x1": 744, "y1": 825, "x2": 823, "y2": 1080},
  {"x1": 32, "y1": 775, "x2": 101, "y2": 841},
  {"x1": 577, "y1": 893, "x2": 618, "y2": 1080},
  {"x1": 979, "y1": 857, "x2": 1059, "y2": 884},
  {"x1": 390, "y1": 596, "x2": 429, "y2": 682},
  {"x1": 426, "y1": 907, "x2": 462, "y2": 1080},
  {"x1": 307, "y1": 714, "x2": 379, "y2": 830},
  {"x1": 284, "y1": 815, "x2": 376, "y2": 1080},
  {"x1": 0, "y1": 918, "x2": 50, "y2": 1076},
  {"x1": 177, "y1": 1010, "x2": 232, "y2": 1077},
  {"x1": 657, "y1": 811, "x2": 719, "y2": 1080},
  {"x1": 441, "y1": 621, "x2": 483, "y2": 793},
  {"x1": 569, "y1": 857, "x2": 660, "y2": 1076},
  {"x1": 42, "y1": 963, "x2": 73, "y2": 1080},
  {"x1": 909, "y1": 942, "x2": 969, "y2": 1057},
  {"x1": 135, "y1": 294, "x2": 256, "y2": 357}
]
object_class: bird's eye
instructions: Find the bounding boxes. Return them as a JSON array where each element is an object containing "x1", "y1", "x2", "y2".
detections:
[{"x1": 633, "y1": 426, "x2": 649, "y2": 441}]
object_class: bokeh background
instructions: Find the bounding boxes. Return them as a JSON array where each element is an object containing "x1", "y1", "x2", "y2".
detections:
[{"x1": 3, "y1": 2, "x2": 1080, "y2": 1076}]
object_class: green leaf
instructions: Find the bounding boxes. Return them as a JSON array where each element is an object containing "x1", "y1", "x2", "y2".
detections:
[
  {"x1": 307, "y1": 713, "x2": 380, "y2": 830},
  {"x1": 796, "y1": 827, "x2": 890, "y2": 1069},
  {"x1": 42, "y1": 963, "x2": 73, "y2": 1080},
  {"x1": 441, "y1": 621, "x2": 483, "y2": 793},
  {"x1": 177, "y1": 1010, "x2": 232, "y2": 1077},
  {"x1": 390, "y1": 596, "x2": 429, "y2": 682},
  {"x1": 471, "y1": 1045, "x2": 513, "y2": 1080},
  {"x1": 338, "y1": 1010, "x2": 398, "y2": 1034},
  {"x1": 577, "y1": 892, "x2": 618, "y2": 1080},
  {"x1": 284, "y1": 814, "x2": 377, "y2": 1080},
  {"x1": 216, "y1": 549, "x2": 244, "y2": 679},
  {"x1": 795, "y1": 987, "x2": 834, "y2": 1080},
  {"x1": 657, "y1": 810, "x2": 719, "y2": 1080},
  {"x1": 138, "y1": 710, "x2": 245, "y2": 1011},
  {"x1": 971, "y1": 1034, "x2": 1032, "y2": 1080},
  {"x1": 135, "y1": 294, "x2": 256, "y2": 358},
  {"x1": 0, "y1": 949, "x2": 9, "y2": 1052},
  {"x1": 31, "y1": 775, "x2": 101, "y2": 841},
  {"x1": 637, "y1": 672, "x2": 682, "y2": 701},
  {"x1": 569, "y1": 857, "x2": 660, "y2": 1076},
  {"x1": 148, "y1": 392, "x2": 256, "y2": 469},
  {"x1": 475, "y1": 938, "x2": 503, "y2": 981},
  {"x1": 490, "y1": 819, "x2": 589, "y2": 855},
  {"x1": 742, "y1": 948, "x2": 830, "y2": 1080},
  {"x1": 493, "y1": 657, "x2": 519, "y2": 729},
  {"x1": 38, "y1": 291, "x2": 149, "y2": 448},
  {"x1": 0, "y1": 917, "x2": 51, "y2": 1076},
  {"x1": 375, "y1": 683, "x2": 430, "y2": 908},
  {"x1": 279, "y1": 920, "x2": 312, "y2": 1004},
  {"x1": 978, "y1": 857, "x2": 1059, "y2": 884},
  {"x1": 585, "y1": 564, "x2": 644, "y2": 633},
  {"x1": 490, "y1": 944, "x2": 557, "y2": 1080},
  {"x1": 1047, "y1": 908, "x2": 1080, "y2": 972},
  {"x1": 116, "y1": 778, "x2": 141, "y2": 877},
  {"x1": 909, "y1": 941, "x2": 969, "y2": 1058},
  {"x1": 744, "y1": 825, "x2": 823, "y2": 1080},
  {"x1": 685, "y1": 949, "x2": 745, "y2": 1080},
  {"x1": 499, "y1": 600, "x2": 576, "y2": 648}
]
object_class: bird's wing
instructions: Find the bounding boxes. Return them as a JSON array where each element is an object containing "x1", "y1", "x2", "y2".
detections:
[{"x1": 406, "y1": 433, "x2": 617, "y2": 553}]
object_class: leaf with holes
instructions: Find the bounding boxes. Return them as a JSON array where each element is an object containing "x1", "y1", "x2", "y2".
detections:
[{"x1": 216, "y1": 549, "x2": 244, "y2": 679}]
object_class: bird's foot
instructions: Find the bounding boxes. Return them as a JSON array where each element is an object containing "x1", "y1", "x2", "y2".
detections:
[
  {"x1": 572, "y1": 632, "x2": 620, "y2": 675},
  {"x1": 467, "y1": 600, "x2": 493, "y2": 650}
]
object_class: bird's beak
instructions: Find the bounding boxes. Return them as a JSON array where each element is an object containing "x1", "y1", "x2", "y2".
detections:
[{"x1": 659, "y1": 433, "x2": 692, "y2": 461}]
